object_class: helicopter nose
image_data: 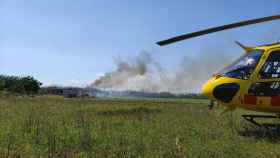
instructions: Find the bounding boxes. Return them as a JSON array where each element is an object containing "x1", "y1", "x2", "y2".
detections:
[
  {"x1": 201, "y1": 80, "x2": 214, "y2": 99},
  {"x1": 202, "y1": 77, "x2": 240, "y2": 103}
]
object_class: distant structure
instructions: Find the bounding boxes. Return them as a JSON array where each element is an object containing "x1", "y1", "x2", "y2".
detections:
[
  {"x1": 62, "y1": 88, "x2": 84, "y2": 98},
  {"x1": 42, "y1": 86, "x2": 205, "y2": 99},
  {"x1": 44, "y1": 87, "x2": 63, "y2": 95},
  {"x1": 42, "y1": 87, "x2": 89, "y2": 98}
]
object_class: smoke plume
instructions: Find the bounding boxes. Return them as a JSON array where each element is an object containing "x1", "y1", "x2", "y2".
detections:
[{"x1": 91, "y1": 48, "x2": 235, "y2": 93}]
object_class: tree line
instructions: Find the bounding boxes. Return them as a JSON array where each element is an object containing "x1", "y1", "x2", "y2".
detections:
[{"x1": 0, "y1": 75, "x2": 42, "y2": 95}]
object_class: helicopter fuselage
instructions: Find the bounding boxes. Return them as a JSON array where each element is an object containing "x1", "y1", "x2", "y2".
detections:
[{"x1": 202, "y1": 43, "x2": 280, "y2": 113}]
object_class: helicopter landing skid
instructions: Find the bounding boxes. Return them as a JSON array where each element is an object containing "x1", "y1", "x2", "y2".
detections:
[{"x1": 242, "y1": 114, "x2": 280, "y2": 129}]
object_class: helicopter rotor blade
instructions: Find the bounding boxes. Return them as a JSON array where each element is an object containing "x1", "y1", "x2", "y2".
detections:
[
  {"x1": 157, "y1": 15, "x2": 280, "y2": 46},
  {"x1": 234, "y1": 41, "x2": 253, "y2": 52}
]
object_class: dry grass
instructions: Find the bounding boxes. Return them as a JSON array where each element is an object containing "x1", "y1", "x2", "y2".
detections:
[{"x1": 0, "y1": 96, "x2": 279, "y2": 157}]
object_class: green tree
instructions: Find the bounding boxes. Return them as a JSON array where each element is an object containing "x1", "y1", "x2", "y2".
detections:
[
  {"x1": 21, "y1": 76, "x2": 42, "y2": 94},
  {"x1": 0, "y1": 75, "x2": 42, "y2": 95}
]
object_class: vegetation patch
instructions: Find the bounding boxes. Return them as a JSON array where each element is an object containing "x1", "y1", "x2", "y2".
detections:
[
  {"x1": 96, "y1": 107, "x2": 162, "y2": 117},
  {"x1": 0, "y1": 96, "x2": 279, "y2": 157}
]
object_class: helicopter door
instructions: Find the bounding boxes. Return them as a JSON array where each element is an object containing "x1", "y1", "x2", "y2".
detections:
[{"x1": 246, "y1": 50, "x2": 280, "y2": 107}]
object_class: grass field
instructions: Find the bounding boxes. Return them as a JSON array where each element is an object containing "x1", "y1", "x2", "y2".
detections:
[{"x1": 0, "y1": 96, "x2": 280, "y2": 158}]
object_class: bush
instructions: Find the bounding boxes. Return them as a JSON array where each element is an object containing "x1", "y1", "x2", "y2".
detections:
[{"x1": 0, "y1": 75, "x2": 42, "y2": 95}]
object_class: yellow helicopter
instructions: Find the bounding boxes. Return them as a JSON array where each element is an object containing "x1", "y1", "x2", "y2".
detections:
[{"x1": 157, "y1": 15, "x2": 280, "y2": 127}]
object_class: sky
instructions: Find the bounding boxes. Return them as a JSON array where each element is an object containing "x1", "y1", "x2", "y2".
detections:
[{"x1": 0, "y1": 0, "x2": 280, "y2": 87}]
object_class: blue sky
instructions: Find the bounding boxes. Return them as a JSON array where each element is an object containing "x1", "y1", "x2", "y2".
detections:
[{"x1": 1, "y1": 0, "x2": 279, "y2": 86}]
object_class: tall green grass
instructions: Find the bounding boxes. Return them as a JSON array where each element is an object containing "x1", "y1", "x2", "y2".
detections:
[{"x1": 0, "y1": 96, "x2": 279, "y2": 157}]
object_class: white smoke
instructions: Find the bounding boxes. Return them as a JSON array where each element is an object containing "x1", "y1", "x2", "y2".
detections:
[{"x1": 91, "y1": 49, "x2": 235, "y2": 93}]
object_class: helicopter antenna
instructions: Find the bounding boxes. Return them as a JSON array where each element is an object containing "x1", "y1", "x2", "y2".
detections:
[
  {"x1": 235, "y1": 41, "x2": 253, "y2": 52},
  {"x1": 157, "y1": 15, "x2": 280, "y2": 46}
]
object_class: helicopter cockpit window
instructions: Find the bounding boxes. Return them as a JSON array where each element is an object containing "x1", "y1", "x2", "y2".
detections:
[
  {"x1": 219, "y1": 50, "x2": 263, "y2": 80},
  {"x1": 259, "y1": 51, "x2": 280, "y2": 79}
]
